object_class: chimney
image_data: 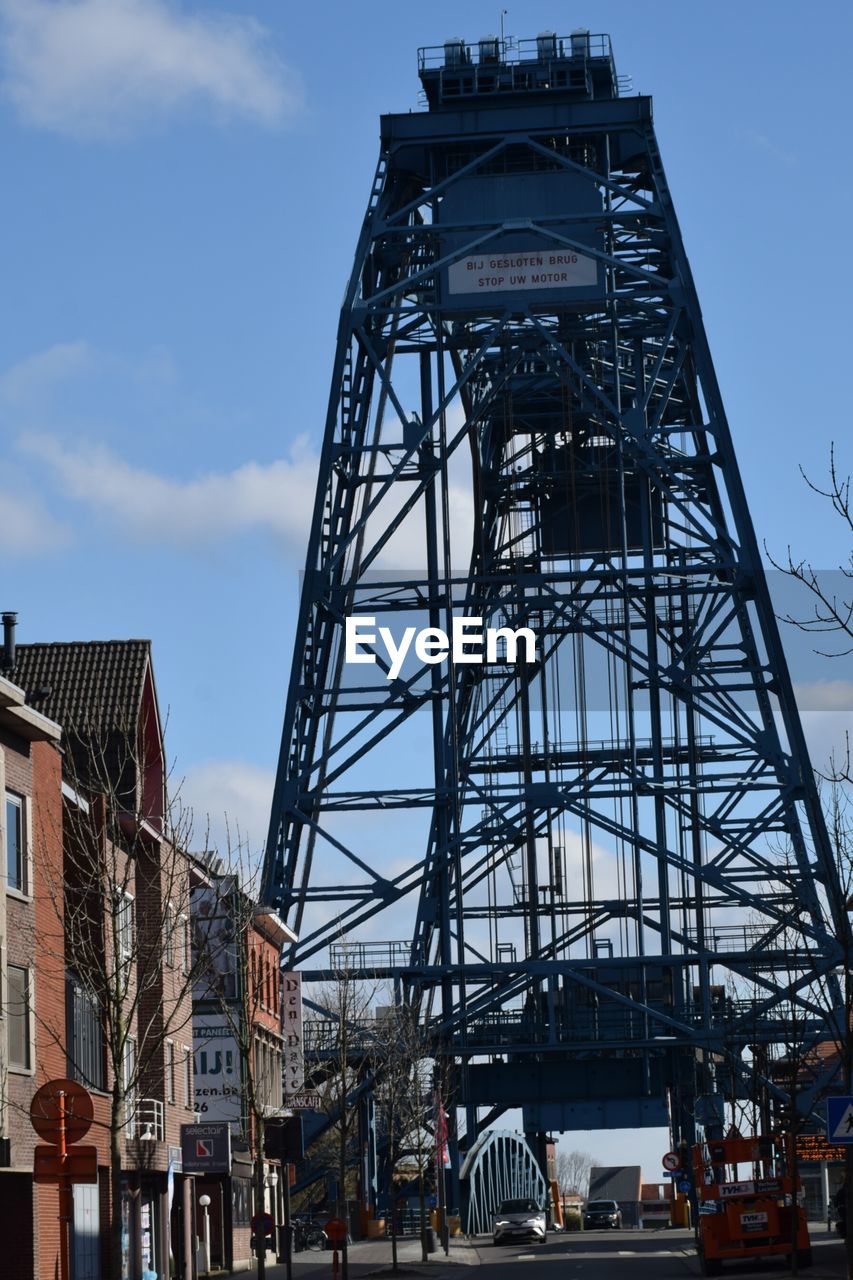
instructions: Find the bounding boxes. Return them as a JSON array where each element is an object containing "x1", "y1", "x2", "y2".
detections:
[{"x1": 2, "y1": 612, "x2": 17, "y2": 670}]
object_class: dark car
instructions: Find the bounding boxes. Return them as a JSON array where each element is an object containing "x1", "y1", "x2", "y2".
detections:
[{"x1": 583, "y1": 1199, "x2": 622, "y2": 1229}]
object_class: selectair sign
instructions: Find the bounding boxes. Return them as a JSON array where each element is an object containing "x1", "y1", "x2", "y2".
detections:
[{"x1": 180, "y1": 1122, "x2": 232, "y2": 1174}]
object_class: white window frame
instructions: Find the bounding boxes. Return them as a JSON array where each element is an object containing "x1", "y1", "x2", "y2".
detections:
[
  {"x1": 182, "y1": 1044, "x2": 193, "y2": 1109},
  {"x1": 6, "y1": 963, "x2": 34, "y2": 1072},
  {"x1": 164, "y1": 901, "x2": 175, "y2": 967},
  {"x1": 179, "y1": 914, "x2": 190, "y2": 975},
  {"x1": 116, "y1": 893, "x2": 134, "y2": 962},
  {"x1": 123, "y1": 1036, "x2": 137, "y2": 1130},
  {"x1": 4, "y1": 791, "x2": 32, "y2": 898},
  {"x1": 165, "y1": 1039, "x2": 175, "y2": 1105}
]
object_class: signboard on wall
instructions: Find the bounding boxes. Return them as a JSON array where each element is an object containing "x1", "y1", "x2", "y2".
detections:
[
  {"x1": 181, "y1": 1122, "x2": 232, "y2": 1174},
  {"x1": 191, "y1": 881, "x2": 239, "y2": 1002},
  {"x1": 447, "y1": 248, "x2": 597, "y2": 295},
  {"x1": 438, "y1": 171, "x2": 604, "y2": 310},
  {"x1": 193, "y1": 1017, "x2": 242, "y2": 1131},
  {"x1": 282, "y1": 971, "x2": 305, "y2": 1096}
]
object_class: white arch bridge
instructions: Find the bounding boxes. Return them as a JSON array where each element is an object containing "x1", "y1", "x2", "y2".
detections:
[{"x1": 460, "y1": 1130, "x2": 549, "y2": 1235}]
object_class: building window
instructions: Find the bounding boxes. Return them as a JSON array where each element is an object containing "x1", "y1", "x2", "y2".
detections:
[
  {"x1": 165, "y1": 902, "x2": 175, "y2": 967},
  {"x1": 165, "y1": 1041, "x2": 175, "y2": 1104},
  {"x1": 180, "y1": 915, "x2": 190, "y2": 974},
  {"x1": 232, "y1": 1178, "x2": 251, "y2": 1227},
  {"x1": 68, "y1": 974, "x2": 104, "y2": 1091},
  {"x1": 123, "y1": 1036, "x2": 136, "y2": 1129},
  {"x1": 254, "y1": 1035, "x2": 283, "y2": 1114},
  {"x1": 116, "y1": 893, "x2": 134, "y2": 961},
  {"x1": 5, "y1": 792, "x2": 26, "y2": 894},
  {"x1": 182, "y1": 1045, "x2": 193, "y2": 1109},
  {"x1": 7, "y1": 964, "x2": 31, "y2": 1069}
]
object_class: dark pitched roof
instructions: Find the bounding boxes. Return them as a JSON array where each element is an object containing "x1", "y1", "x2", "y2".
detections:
[
  {"x1": 588, "y1": 1166, "x2": 642, "y2": 1202},
  {"x1": 12, "y1": 640, "x2": 151, "y2": 732},
  {"x1": 11, "y1": 640, "x2": 157, "y2": 804}
]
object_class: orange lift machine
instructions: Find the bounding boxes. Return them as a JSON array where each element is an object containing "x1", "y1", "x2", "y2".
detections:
[{"x1": 692, "y1": 1134, "x2": 811, "y2": 1275}]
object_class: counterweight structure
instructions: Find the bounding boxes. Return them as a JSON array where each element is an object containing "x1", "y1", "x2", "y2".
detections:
[{"x1": 263, "y1": 32, "x2": 845, "y2": 1182}]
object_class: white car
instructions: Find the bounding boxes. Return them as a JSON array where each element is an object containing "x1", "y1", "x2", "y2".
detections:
[{"x1": 492, "y1": 1198, "x2": 547, "y2": 1245}]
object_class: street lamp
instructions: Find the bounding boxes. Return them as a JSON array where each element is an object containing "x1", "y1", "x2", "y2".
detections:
[
  {"x1": 267, "y1": 1169, "x2": 280, "y2": 1260},
  {"x1": 199, "y1": 1194, "x2": 212, "y2": 1277}
]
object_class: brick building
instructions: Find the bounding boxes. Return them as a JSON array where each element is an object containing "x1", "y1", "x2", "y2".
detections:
[
  {"x1": 0, "y1": 666, "x2": 64, "y2": 1280},
  {"x1": 190, "y1": 858, "x2": 295, "y2": 1270},
  {"x1": 11, "y1": 639, "x2": 197, "y2": 1280}
]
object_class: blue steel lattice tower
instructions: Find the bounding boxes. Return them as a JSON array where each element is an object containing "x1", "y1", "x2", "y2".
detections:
[{"x1": 263, "y1": 32, "x2": 845, "y2": 1191}]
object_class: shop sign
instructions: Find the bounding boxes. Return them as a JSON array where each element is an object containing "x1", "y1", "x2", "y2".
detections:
[
  {"x1": 181, "y1": 1122, "x2": 232, "y2": 1174},
  {"x1": 282, "y1": 971, "x2": 305, "y2": 1096},
  {"x1": 193, "y1": 1017, "x2": 242, "y2": 1131}
]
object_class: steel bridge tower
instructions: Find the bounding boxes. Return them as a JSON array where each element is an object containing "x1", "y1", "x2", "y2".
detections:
[{"x1": 263, "y1": 30, "x2": 846, "y2": 1201}]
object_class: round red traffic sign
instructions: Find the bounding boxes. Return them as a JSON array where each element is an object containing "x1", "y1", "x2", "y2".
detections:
[
  {"x1": 324, "y1": 1217, "x2": 347, "y2": 1244},
  {"x1": 662, "y1": 1151, "x2": 681, "y2": 1172},
  {"x1": 30, "y1": 1079, "x2": 94, "y2": 1145},
  {"x1": 251, "y1": 1212, "x2": 275, "y2": 1237}
]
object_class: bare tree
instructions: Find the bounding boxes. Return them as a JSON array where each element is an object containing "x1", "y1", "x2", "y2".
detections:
[
  {"x1": 556, "y1": 1148, "x2": 593, "y2": 1198},
  {"x1": 795, "y1": 785, "x2": 853, "y2": 1278},
  {"x1": 771, "y1": 448, "x2": 853, "y2": 1275},
  {"x1": 191, "y1": 852, "x2": 292, "y2": 1280},
  {"x1": 373, "y1": 1002, "x2": 435, "y2": 1268},
  {"x1": 310, "y1": 944, "x2": 378, "y2": 1280},
  {"x1": 31, "y1": 725, "x2": 205, "y2": 1280},
  {"x1": 771, "y1": 445, "x2": 853, "y2": 670}
]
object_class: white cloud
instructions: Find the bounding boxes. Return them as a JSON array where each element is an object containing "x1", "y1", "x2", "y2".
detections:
[
  {"x1": 177, "y1": 758, "x2": 274, "y2": 862},
  {"x1": 0, "y1": 0, "x2": 301, "y2": 140},
  {"x1": 740, "y1": 127, "x2": 797, "y2": 168},
  {"x1": 793, "y1": 681, "x2": 853, "y2": 774},
  {"x1": 794, "y1": 679, "x2": 853, "y2": 712},
  {"x1": 0, "y1": 486, "x2": 70, "y2": 556},
  {"x1": 0, "y1": 340, "x2": 96, "y2": 404},
  {"x1": 20, "y1": 431, "x2": 318, "y2": 553}
]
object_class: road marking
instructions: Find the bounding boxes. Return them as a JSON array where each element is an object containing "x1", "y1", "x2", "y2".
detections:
[{"x1": 516, "y1": 1254, "x2": 536, "y2": 1261}]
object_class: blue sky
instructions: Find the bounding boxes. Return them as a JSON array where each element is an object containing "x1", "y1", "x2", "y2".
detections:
[{"x1": 1, "y1": 0, "x2": 852, "y2": 1177}]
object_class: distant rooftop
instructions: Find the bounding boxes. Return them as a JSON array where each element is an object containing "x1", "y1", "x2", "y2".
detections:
[
  {"x1": 588, "y1": 1165, "x2": 642, "y2": 1202},
  {"x1": 418, "y1": 31, "x2": 625, "y2": 110}
]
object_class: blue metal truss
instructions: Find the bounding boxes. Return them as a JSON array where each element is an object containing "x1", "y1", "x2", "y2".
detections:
[{"x1": 263, "y1": 31, "x2": 847, "y2": 1173}]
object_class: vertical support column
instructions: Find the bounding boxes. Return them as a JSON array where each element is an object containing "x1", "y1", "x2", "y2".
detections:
[
  {"x1": 57, "y1": 1090, "x2": 71, "y2": 1280},
  {"x1": 420, "y1": 348, "x2": 463, "y2": 1219},
  {"x1": 182, "y1": 1176, "x2": 194, "y2": 1280}
]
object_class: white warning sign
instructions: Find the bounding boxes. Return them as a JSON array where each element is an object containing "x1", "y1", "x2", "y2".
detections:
[
  {"x1": 828, "y1": 1098, "x2": 853, "y2": 1142},
  {"x1": 448, "y1": 249, "x2": 597, "y2": 295}
]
